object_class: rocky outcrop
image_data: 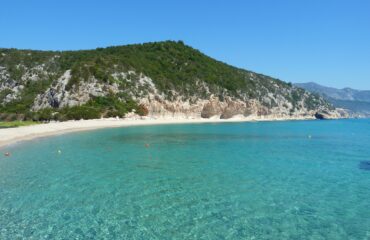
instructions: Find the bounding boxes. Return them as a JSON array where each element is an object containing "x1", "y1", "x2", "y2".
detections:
[
  {"x1": 201, "y1": 96, "x2": 224, "y2": 118},
  {"x1": 28, "y1": 69, "x2": 345, "y2": 120},
  {"x1": 315, "y1": 108, "x2": 349, "y2": 120},
  {"x1": 315, "y1": 111, "x2": 330, "y2": 120},
  {"x1": 32, "y1": 70, "x2": 72, "y2": 110},
  {"x1": 1, "y1": 65, "x2": 346, "y2": 120},
  {"x1": 32, "y1": 70, "x2": 120, "y2": 111},
  {"x1": 220, "y1": 98, "x2": 246, "y2": 119},
  {"x1": 0, "y1": 67, "x2": 22, "y2": 104}
]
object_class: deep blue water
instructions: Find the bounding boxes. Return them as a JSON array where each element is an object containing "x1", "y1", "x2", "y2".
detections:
[{"x1": 0, "y1": 119, "x2": 370, "y2": 239}]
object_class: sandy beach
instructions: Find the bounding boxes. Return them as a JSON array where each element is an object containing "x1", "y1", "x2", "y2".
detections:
[{"x1": 0, "y1": 115, "x2": 314, "y2": 149}]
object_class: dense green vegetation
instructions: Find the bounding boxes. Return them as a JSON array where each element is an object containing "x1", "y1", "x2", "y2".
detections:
[
  {"x1": 0, "y1": 121, "x2": 39, "y2": 128},
  {"x1": 0, "y1": 95, "x2": 147, "y2": 122},
  {"x1": 0, "y1": 41, "x2": 331, "y2": 121},
  {"x1": 1, "y1": 41, "x2": 291, "y2": 97},
  {"x1": 55, "y1": 95, "x2": 147, "y2": 121},
  {"x1": 59, "y1": 41, "x2": 295, "y2": 99},
  {"x1": 0, "y1": 79, "x2": 53, "y2": 113}
]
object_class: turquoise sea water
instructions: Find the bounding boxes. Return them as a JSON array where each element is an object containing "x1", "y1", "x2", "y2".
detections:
[{"x1": 0, "y1": 119, "x2": 370, "y2": 239}]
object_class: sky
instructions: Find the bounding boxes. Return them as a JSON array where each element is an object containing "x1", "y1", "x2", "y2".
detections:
[{"x1": 1, "y1": 0, "x2": 369, "y2": 89}]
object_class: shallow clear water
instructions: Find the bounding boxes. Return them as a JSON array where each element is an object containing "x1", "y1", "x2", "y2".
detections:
[{"x1": 0, "y1": 119, "x2": 370, "y2": 239}]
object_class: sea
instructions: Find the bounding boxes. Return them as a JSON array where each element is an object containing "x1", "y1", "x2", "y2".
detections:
[{"x1": 0, "y1": 119, "x2": 369, "y2": 239}]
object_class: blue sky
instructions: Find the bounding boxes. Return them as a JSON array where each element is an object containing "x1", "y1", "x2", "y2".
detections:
[{"x1": 1, "y1": 0, "x2": 369, "y2": 89}]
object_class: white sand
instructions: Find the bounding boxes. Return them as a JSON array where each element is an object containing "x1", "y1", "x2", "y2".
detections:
[{"x1": 0, "y1": 116, "x2": 314, "y2": 149}]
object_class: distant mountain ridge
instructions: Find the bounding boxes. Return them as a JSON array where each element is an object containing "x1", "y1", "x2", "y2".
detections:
[
  {"x1": 295, "y1": 82, "x2": 370, "y2": 117},
  {"x1": 295, "y1": 82, "x2": 370, "y2": 102}
]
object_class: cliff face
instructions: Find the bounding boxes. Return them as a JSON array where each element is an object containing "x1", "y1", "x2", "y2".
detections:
[{"x1": 0, "y1": 41, "x2": 347, "y2": 121}]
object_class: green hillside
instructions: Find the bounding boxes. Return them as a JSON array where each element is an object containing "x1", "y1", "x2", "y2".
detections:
[{"x1": 0, "y1": 41, "x2": 332, "y2": 121}]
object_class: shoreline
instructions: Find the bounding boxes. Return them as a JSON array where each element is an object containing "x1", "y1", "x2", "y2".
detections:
[{"x1": 0, "y1": 116, "x2": 316, "y2": 149}]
